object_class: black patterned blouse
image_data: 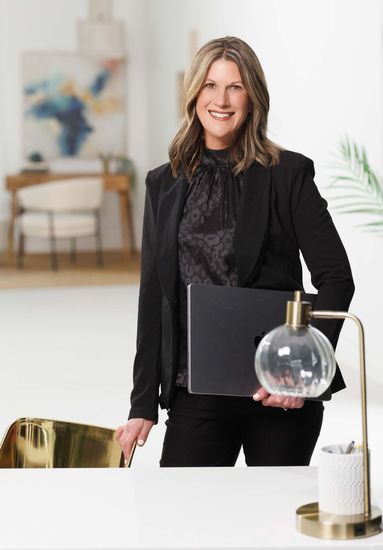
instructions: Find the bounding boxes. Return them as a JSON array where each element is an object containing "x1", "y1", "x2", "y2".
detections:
[{"x1": 176, "y1": 147, "x2": 243, "y2": 387}]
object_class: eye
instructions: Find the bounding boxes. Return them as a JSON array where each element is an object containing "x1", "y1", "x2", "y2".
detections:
[
  {"x1": 230, "y1": 84, "x2": 242, "y2": 90},
  {"x1": 204, "y1": 82, "x2": 215, "y2": 88}
]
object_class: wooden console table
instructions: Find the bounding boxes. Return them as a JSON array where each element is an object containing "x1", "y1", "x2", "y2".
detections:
[{"x1": 5, "y1": 172, "x2": 136, "y2": 257}]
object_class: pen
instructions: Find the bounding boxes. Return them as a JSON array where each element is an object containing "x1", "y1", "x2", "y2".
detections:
[{"x1": 345, "y1": 440, "x2": 355, "y2": 454}]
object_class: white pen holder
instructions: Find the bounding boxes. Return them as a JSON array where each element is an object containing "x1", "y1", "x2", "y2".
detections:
[{"x1": 318, "y1": 444, "x2": 365, "y2": 516}]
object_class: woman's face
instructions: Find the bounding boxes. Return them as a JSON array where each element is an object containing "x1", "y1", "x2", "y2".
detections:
[{"x1": 196, "y1": 58, "x2": 250, "y2": 150}]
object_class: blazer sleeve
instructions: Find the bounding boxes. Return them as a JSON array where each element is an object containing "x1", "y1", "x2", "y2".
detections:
[
  {"x1": 291, "y1": 156, "x2": 355, "y2": 355},
  {"x1": 128, "y1": 171, "x2": 162, "y2": 423}
]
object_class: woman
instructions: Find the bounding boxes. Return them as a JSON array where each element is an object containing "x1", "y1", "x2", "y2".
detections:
[{"x1": 116, "y1": 36, "x2": 354, "y2": 467}]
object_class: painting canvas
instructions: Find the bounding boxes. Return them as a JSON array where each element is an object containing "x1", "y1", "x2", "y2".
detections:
[{"x1": 23, "y1": 53, "x2": 126, "y2": 159}]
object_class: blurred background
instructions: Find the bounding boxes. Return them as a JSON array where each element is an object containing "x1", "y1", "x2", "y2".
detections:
[{"x1": 0, "y1": 0, "x2": 382, "y2": 494}]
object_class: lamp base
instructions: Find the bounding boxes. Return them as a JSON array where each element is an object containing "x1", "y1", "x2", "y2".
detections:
[{"x1": 296, "y1": 502, "x2": 382, "y2": 539}]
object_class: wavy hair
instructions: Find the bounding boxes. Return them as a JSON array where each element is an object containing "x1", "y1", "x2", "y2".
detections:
[{"x1": 169, "y1": 36, "x2": 284, "y2": 179}]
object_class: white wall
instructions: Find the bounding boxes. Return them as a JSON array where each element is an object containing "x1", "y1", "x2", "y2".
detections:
[
  {"x1": 146, "y1": 0, "x2": 382, "y2": 165},
  {"x1": 0, "y1": 0, "x2": 150, "y2": 251},
  {"x1": 144, "y1": 0, "x2": 383, "y2": 389}
]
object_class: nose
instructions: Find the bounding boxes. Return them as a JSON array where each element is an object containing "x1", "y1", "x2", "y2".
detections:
[{"x1": 214, "y1": 86, "x2": 230, "y2": 108}]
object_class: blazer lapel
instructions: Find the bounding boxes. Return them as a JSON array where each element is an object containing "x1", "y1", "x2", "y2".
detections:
[
  {"x1": 234, "y1": 162, "x2": 272, "y2": 286},
  {"x1": 157, "y1": 171, "x2": 188, "y2": 301}
]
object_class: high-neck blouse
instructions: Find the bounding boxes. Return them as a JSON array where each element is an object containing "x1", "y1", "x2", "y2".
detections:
[{"x1": 176, "y1": 148, "x2": 243, "y2": 387}]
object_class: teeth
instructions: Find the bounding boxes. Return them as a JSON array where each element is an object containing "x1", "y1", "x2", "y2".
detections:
[{"x1": 209, "y1": 111, "x2": 233, "y2": 119}]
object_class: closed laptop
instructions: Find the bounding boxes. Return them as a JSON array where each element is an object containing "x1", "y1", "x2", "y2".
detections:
[{"x1": 187, "y1": 284, "x2": 318, "y2": 398}]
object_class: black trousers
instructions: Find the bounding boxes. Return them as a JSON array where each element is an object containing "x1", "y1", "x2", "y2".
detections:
[{"x1": 160, "y1": 387, "x2": 324, "y2": 467}]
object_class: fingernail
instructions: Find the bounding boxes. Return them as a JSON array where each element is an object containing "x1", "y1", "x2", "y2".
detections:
[
  {"x1": 253, "y1": 393, "x2": 260, "y2": 401},
  {"x1": 137, "y1": 439, "x2": 145, "y2": 446}
]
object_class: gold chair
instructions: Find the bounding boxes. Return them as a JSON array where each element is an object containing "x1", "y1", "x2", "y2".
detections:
[{"x1": 0, "y1": 418, "x2": 131, "y2": 468}]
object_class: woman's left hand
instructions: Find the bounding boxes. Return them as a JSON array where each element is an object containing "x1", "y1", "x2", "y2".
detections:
[{"x1": 253, "y1": 387, "x2": 304, "y2": 409}]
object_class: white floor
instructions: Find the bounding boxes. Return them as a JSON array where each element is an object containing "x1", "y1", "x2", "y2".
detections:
[{"x1": 1, "y1": 285, "x2": 382, "y2": 499}]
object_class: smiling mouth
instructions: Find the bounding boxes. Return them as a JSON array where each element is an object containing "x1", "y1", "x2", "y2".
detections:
[{"x1": 208, "y1": 110, "x2": 234, "y2": 120}]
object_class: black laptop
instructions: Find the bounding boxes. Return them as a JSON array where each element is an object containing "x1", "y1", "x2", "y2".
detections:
[{"x1": 187, "y1": 284, "x2": 319, "y2": 398}]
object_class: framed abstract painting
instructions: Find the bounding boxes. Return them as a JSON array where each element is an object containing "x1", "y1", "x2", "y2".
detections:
[{"x1": 22, "y1": 53, "x2": 126, "y2": 159}]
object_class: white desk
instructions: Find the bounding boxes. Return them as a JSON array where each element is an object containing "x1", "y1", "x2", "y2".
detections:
[{"x1": 0, "y1": 467, "x2": 381, "y2": 550}]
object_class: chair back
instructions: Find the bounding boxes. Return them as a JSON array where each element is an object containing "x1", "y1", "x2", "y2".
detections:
[
  {"x1": 0, "y1": 418, "x2": 125, "y2": 468},
  {"x1": 18, "y1": 178, "x2": 103, "y2": 212}
]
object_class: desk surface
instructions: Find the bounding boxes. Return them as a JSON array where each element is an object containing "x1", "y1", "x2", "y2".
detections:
[{"x1": 0, "y1": 467, "x2": 381, "y2": 550}]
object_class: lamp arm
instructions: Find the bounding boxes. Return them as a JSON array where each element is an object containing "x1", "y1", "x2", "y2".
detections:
[{"x1": 310, "y1": 310, "x2": 370, "y2": 517}]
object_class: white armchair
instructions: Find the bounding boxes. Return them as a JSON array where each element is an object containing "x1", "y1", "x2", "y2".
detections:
[{"x1": 17, "y1": 177, "x2": 104, "y2": 270}]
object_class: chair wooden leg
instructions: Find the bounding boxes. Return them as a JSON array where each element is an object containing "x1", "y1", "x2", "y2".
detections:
[
  {"x1": 50, "y1": 236, "x2": 58, "y2": 271},
  {"x1": 17, "y1": 234, "x2": 25, "y2": 269},
  {"x1": 95, "y1": 210, "x2": 103, "y2": 267},
  {"x1": 96, "y1": 236, "x2": 103, "y2": 267},
  {"x1": 70, "y1": 238, "x2": 77, "y2": 265},
  {"x1": 48, "y1": 212, "x2": 58, "y2": 271}
]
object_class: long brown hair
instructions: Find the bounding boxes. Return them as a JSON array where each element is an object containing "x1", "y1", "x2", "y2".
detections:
[{"x1": 169, "y1": 36, "x2": 284, "y2": 179}]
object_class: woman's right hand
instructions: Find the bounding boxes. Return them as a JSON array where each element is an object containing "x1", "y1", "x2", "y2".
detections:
[{"x1": 116, "y1": 418, "x2": 155, "y2": 461}]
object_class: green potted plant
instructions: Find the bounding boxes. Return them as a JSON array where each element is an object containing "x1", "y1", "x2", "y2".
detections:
[{"x1": 328, "y1": 135, "x2": 383, "y2": 237}]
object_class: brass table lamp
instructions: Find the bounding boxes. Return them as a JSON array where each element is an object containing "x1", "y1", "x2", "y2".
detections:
[{"x1": 255, "y1": 291, "x2": 382, "y2": 539}]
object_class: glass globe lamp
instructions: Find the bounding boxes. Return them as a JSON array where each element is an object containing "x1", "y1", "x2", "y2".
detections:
[
  {"x1": 254, "y1": 323, "x2": 336, "y2": 398},
  {"x1": 253, "y1": 290, "x2": 382, "y2": 540}
]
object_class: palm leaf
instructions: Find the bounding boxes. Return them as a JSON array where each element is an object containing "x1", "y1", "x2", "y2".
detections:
[
  {"x1": 358, "y1": 220, "x2": 383, "y2": 227},
  {"x1": 334, "y1": 200, "x2": 383, "y2": 208},
  {"x1": 327, "y1": 135, "x2": 383, "y2": 236},
  {"x1": 332, "y1": 200, "x2": 383, "y2": 210},
  {"x1": 336, "y1": 208, "x2": 383, "y2": 216}
]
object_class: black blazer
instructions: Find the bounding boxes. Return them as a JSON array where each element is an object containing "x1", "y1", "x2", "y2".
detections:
[{"x1": 129, "y1": 149, "x2": 355, "y2": 423}]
